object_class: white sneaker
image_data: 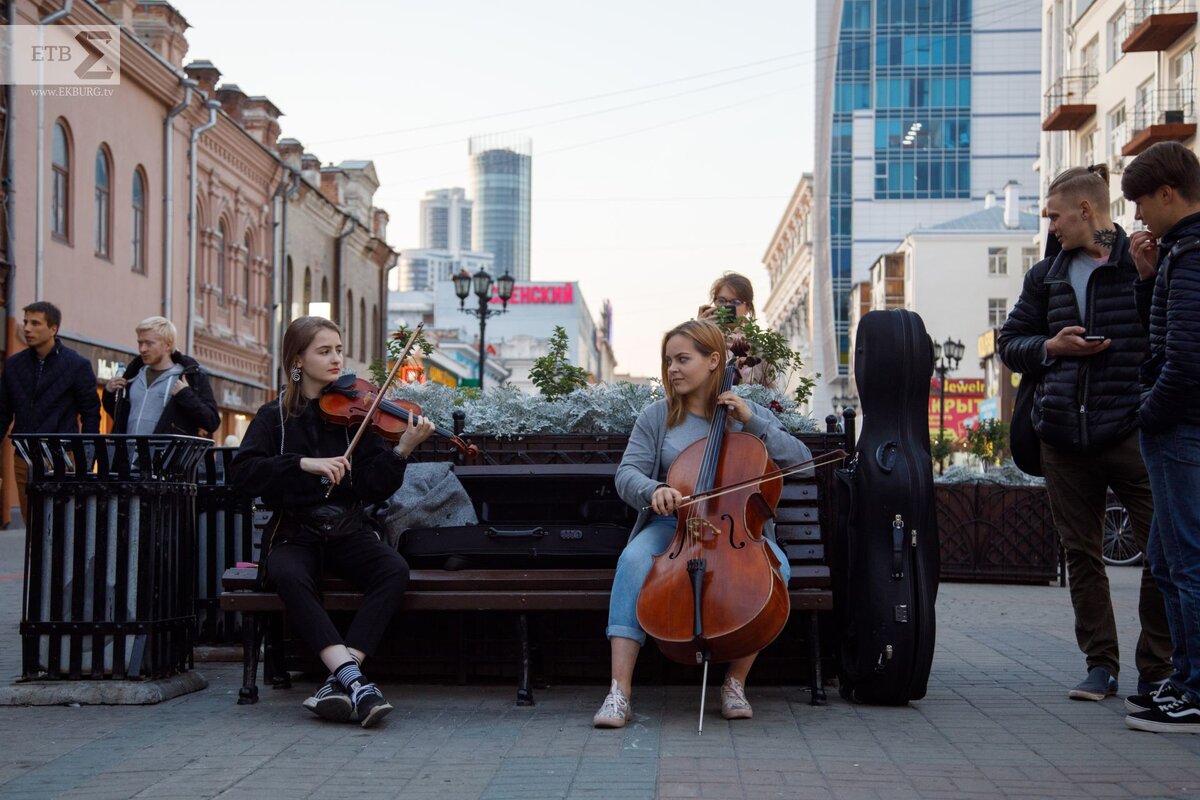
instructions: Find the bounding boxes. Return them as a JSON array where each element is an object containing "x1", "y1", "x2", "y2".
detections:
[
  {"x1": 592, "y1": 680, "x2": 632, "y2": 728},
  {"x1": 721, "y1": 677, "x2": 753, "y2": 720}
]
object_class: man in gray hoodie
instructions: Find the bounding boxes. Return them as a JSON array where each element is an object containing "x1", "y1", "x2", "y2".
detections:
[{"x1": 101, "y1": 317, "x2": 220, "y2": 438}]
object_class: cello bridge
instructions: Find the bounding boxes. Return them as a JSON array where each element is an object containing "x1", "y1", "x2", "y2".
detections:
[{"x1": 686, "y1": 517, "x2": 720, "y2": 542}]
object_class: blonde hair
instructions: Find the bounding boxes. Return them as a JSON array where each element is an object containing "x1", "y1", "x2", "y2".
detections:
[
  {"x1": 661, "y1": 319, "x2": 727, "y2": 428},
  {"x1": 135, "y1": 316, "x2": 177, "y2": 351},
  {"x1": 280, "y1": 316, "x2": 341, "y2": 418},
  {"x1": 1047, "y1": 165, "x2": 1110, "y2": 209}
]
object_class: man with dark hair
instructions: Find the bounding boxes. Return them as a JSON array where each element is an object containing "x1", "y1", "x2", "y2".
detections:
[
  {"x1": 0, "y1": 302, "x2": 101, "y2": 525},
  {"x1": 1120, "y1": 141, "x2": 1200, "y2": 733},
  {"x1": 999, "y1": 165, "x2": 1173, "y2": 705}
]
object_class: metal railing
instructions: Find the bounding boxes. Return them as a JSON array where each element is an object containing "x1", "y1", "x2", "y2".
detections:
[
  {"x1": 1132, "y1": 88, "x2": 1196, "y2": 134},
  {"x1": 1130, "y1": 0, "x2": 1197, "y2": 28},
  {"x1": 1043, "y1": 68, "x2": 1099, "y2": 118}
]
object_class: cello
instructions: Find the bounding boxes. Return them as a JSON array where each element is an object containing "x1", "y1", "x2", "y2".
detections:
[{"x1": 635, "y1": 342, "x2": 790, "y2": 733}]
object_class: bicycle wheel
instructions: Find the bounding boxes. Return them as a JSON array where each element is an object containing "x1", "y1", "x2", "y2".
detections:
[{"x1": 1102, "y1": 504, "x2": 1142, "y2": 566}]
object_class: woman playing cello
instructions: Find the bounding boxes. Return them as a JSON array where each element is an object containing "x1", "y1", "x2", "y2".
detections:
[
  {"x1": 232, "y1": 316, "x2": 435, "y2": 728},
  {"x1": 593, "y1": 319, "x2": 810, "y2": 728}
]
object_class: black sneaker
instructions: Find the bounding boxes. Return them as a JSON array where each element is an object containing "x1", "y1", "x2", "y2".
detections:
[
  {"x1": 1068, "y1": 667, "x2": 1117, "y2": 701},
  {"x1": 302, "y1": 677, "x2": 353, "y2": 722},
  {"x1": 1125, "y1": 696, "x2": 1200, "y2": 734},
  {"x1": 1125, "y1": 681, "x2": 1184, "y2": 714},
  {"x1": 352, "y1": 682, "x2": 393, "y2": 729}
]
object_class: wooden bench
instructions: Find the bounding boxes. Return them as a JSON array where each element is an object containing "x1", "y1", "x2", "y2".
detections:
[
  {"x1": 219, "y1": 441, "x2": 841, "y2": 706},
  {"x1": 220, "y1": 560, "x2": 832, "y2": 705}
]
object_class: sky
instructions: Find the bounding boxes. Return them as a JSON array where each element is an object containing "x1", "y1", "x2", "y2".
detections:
[{"x1": 177, "y1": 1, "x2": 817, "y2": 378}]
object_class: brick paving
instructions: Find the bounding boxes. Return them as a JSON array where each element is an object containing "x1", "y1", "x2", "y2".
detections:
[{"x1": 1, "y1": 526, "x2": 1199, "y2": 799}]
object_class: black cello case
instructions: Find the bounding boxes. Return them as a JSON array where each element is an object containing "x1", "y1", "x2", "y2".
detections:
[{"x1": 835, "y1": 308, "x2": 939, "y2": 705}]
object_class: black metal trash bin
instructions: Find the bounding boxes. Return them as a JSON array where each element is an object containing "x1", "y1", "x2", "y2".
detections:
[
  {"x1": 14, "y1": 434, "x2": 211, "y2": 680},
  {"x1": 194, "y1": 447, "x2": 258, "y2": 644}
]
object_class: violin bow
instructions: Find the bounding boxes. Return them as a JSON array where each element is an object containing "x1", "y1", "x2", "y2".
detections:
[
  {"x1": 641, "y1": 449, "x2": 850, "y2": 512},
  {"x1": 323, "y1": 322, "x2": 425, "y2": 498}
]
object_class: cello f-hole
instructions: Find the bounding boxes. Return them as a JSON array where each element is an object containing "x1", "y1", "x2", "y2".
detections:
[{"x1": 722, "y1": 513, "x2": 745, "y2": 549}]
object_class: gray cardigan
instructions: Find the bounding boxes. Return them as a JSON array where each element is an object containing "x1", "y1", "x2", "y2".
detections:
[{"x1": 615, "y1": 399, "x2": 812, "y2": 538}]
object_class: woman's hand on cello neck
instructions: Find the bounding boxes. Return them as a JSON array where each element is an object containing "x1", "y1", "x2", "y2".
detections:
[{"x1": 300, "y1": 456, "x2": 351, "y2": 485}]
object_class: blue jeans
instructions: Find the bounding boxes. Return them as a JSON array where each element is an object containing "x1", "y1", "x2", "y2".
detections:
[
  {"x1": 606, "y1": 514, "x2": 792, "y2": 644},
  {"x1": 1141, "y1": 425, "x2": 1200, "y2": 702}
]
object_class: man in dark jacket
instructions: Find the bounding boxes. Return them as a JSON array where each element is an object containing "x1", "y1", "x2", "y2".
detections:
[
  {"x1": 1119, "y1": 141, "x2": 1200, "y2": 733},
  {"x1": 998, "y1": 165, "x2": 1172, "y2": 704},
  {"x1": 0, "y1": 301, "x2": 102, "y2": 524},
  {"x1": 101, "y1": 317, "x2": 219, "y2": 438}
]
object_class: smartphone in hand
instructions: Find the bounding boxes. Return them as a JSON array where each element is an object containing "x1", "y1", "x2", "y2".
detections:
[{"x1": 1082, "y1": 334, "x2": 1106, "y2": 342}]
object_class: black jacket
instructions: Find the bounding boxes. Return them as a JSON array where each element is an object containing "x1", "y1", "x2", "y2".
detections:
[
  {"x1": 997, "y1": 227, "x2": 1148, "y2": 451},
  {"x1": 0, "y1": 338, "x2": 101, "y2": 443},
  {"x1": 230, "y1": 399, "x2": 408, "y2": 510},
  {"x1": 1133, "y1": 211, "x2": 1200, "y2": 433},
  {"x1": 101, "y1": 352, "x2": 220, "y2": 437}
]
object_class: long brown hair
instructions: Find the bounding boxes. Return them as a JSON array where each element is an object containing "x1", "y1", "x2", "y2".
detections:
[
  {"x1": 280, "y1": 316, "x2": 341, "y2": 418},
  {"x1": 662, "y1": 319, "x2": 727, "y2": 428},
  {"x1": 709, "y1": 271, "x2": 756, "y2": 318}
]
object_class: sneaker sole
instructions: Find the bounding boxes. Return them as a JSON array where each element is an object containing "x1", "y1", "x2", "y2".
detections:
[
  {"x1": 303, "y1": 696, "x2": 353, "y2": 723},
  {"x1": 1125, "y1": 715, "x2": 1200, "y2": 734},
  {"x1": 359, "y1": 700, "x2": 393, "y2": 729},
  {"x1": 592, "y1": 715, "x2": 628, "y2": 729},
  {"x1": 1068, "y1": 689, "x2": 1114, "y2": 701},
  {"x1": 721, "y1": 708, "x2": 753, "y2": 720}
]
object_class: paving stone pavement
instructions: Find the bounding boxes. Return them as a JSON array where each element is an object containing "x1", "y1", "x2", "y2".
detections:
[{"x1": 1, "y1": 527, "x2": 1199, "y2": 799}]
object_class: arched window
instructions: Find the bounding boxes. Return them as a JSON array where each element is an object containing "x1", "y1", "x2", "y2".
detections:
[
  {"x1": 216, "y1": 220, "x2": 228, "y2": 306},
  {"x1": 303, "y1": 266, "x2": 312, "y2": 311},
  {"x1": 321, "y1": 276, "x2": 329, "y2": 301},
  {"x1": 94, "y1": 146, "x2": 111, "y2": 258},
  {"x1": 131, "y1": 168, "x2": 146, "y2": 274},
  {"x1": 372, "y1": 304, "x2": 379, "y2": 360},
  {"x1": 243, "y1": 232, "x2": 253, "y2": 316},
  {"x1": 346, "y1": 289, "x2": 354, "y2": 357},
  {"x1": 360, "y1": 297, "x2": 366, "y2": 361},
  {"x1": 51, "y1": 120, "x2": 71, "y2": 241}
]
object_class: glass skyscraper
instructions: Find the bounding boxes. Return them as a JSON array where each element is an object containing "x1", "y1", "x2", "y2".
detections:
[
  {"x1": 813, "y1": 0, "x2": 1039, "y2": 390},
  {"x1": 469, "y1": 137, "x2": 532, "y2": 281}
]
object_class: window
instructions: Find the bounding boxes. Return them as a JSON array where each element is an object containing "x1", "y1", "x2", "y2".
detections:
[
  {"x1": 1107, "y1": 9, "x2": 1127, "y2": 69},
  {"x1": 51, "y1": 120, "x2": 70, "y2": 241},
  {"x1": 346, "y1": 289, "x2": 354, "y2": 357},
  {"x1": 1081, "y1": 36, "x2": 1099, "y2": 75},
  {"x1": 1135, "y1": 78, "x2": 1154, "y2": 118},
  {"x1": 285, "y1": 256, "x2": 293, "y2": 322},
  {"x1": 94, "y1": 146, "x2": 111, "y2": 258},
  {"x1": 303, "y1": 267, "x2": 312, "y2": 310},
  {"x1": 216, "y1": 221, "x2": 227, "y2": 306},
  {"x1": 243, "y1": 233, "x2": 253, "y2": 316},
  {"x1": 988, "y1": 298, "x2": 1008, "y2": 327},
  {"x1": 1080, "y1": 128, "x2": 1096, "y2": 167},
  {"x1": 1109, "y1": 104, "x2": 1127, "y2": 158},
  {"x1": 131, "y1": 168, "x2": 146, "y2": 274},
  {"x1": 321, "y1": 276, "x2": 329, "y2": 301},
  {"x1": 1172, "y1": 47, "x2": 1195, "y2": 98},
  {"x1": 1022, "y1": 247, "x2": 1039, "y2": 273},
  {"x1": 359, "y1": 297, "x2": 366, "y2": 361},
  {"x1": 1111, "y1": 196, "x2": 1127, "y2": 220},
  {"x1": 372, "y1": 304, "x2": 379, "y2": 360},
  {"x1": 988, "y1": 247, "x2": 1008, "y2": 276}
]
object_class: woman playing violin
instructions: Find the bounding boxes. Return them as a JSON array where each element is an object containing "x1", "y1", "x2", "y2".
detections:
[
  {"x1": 231, "y1": 316, "x2": 435, "y2": 728},
  {"x1": 593, "y1": 319, "x2": 811, "y2": 728}
]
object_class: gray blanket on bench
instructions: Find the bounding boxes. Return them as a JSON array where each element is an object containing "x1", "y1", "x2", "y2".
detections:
[{"x1": 375, "y1": 462, "x2": 478, "y2": 549}]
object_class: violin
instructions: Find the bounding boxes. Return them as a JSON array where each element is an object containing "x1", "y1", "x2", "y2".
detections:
[
  {"x1": 319, "y1": 374, "x2": 478, "y2": 459},
  {"x1": 635, "y1": 341, "x2": 789, "y2": 732}
]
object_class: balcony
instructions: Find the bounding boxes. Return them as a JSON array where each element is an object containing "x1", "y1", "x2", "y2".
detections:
[
  {"x1": 1043, "y1": 70, "x2": 1098, "y2": 131},
  {"x1": 1122, "y1": 90, "x2": 1197, "y2": 155},
  {"x1": 1123, "y1": 0, "x2": 1197, "y2": 52}
]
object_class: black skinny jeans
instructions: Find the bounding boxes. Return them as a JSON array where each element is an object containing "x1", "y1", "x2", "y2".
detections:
[{"x1": 266, "y1": 522, "x2": 410, "y2": 659}]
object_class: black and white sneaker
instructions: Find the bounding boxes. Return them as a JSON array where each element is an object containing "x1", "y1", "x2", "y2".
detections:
[
  {"x1": 352, "y1": 682, "x2": 393, "y2": 729},
  {"x1": 1125, "y1": 681, "x2": 1184, "y2": 714},
  {"x1": 1125, "y1": 695, "x2": 1200, "y2": 734},
  {"x1": 302, "y1": 677, "x2": 353, "y2": 722}
]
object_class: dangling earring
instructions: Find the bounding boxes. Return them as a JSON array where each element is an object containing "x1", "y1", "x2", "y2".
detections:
[{"x1": 290, "y1": 366, "x2": 301, "y2": 383}]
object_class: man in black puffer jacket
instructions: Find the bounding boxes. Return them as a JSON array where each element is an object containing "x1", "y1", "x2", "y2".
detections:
[
  {"x1": 0, "y1": 302, "x2": 101, "y2": 525},
  {"x1": 1119, "y1": 142, "x2": 1200, "y2": 734},
  {"x1": 999, "y1": 165, "x2": 1172, "y2": 705}
]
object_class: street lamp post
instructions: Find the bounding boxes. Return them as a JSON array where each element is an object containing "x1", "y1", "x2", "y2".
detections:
[
  {"x1": 453, "y1": 268, "x2": 515, "y2": 390},
  {"x1": 933, "y1": 336, "x2": 965, "y2": 473}
]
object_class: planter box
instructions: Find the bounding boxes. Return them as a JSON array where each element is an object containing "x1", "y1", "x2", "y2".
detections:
[{"x1": 936, "y1": 483, "x2": 1059, "y2": 584}]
